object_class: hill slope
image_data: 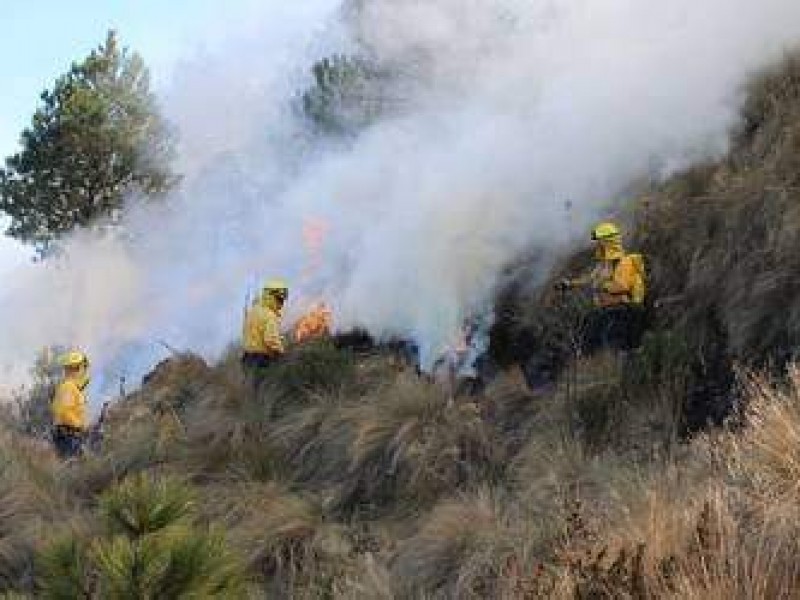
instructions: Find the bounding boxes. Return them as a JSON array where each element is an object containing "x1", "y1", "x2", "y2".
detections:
[{"x1": 2, "y1": 51, "x2": 800, "y2": 599}]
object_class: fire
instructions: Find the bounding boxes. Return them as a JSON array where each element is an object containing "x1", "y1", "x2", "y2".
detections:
[
  {"x1": 293, "y1": 302, "x2": 333, "y2": 343},
  {"x1": 301, "y1": 217, "x2": 330, "y2": 282},
  {"x1": 293, "y1": 216, "x2": 334, "y2": 343},
  {"x1": 430, "y1": 314, "x2": 493, "y2": 389}
]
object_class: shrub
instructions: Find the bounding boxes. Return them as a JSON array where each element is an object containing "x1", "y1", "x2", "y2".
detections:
[
  {"x1": 100, "y1": 473, "x2": 193, "y2": 538},
  {"x1": 36, "y1": 536, "x2": 93, "y2": 600},
  {"x1": 36, "y1": 473, "x2": 245, "y2": 599}
]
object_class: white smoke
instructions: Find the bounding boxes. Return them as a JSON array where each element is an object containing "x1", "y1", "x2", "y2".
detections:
[{"x1": 2, "y1": 0, "x2": 800, "y2": 404}]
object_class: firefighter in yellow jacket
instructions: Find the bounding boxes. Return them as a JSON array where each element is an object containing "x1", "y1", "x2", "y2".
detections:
[
  {"x1": 51, "y1": 350, "x2": 90, "y2": 458},
  {"x1": 561, "y1": 222, "x2": 647, "y2": 351},
  {"x1": 242, "y1": 279, "x2": 288, "y2": 377}
]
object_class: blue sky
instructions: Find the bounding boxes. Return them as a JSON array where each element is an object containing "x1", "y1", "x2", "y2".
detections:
[
  {"x1": 0, "y1": 0, "x2": 267, "y2": 267},
  {"x1": 1, "y1": 0, "x2": 268, "y2": 157}
]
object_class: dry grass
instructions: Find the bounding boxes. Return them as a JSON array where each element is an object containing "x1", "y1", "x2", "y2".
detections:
[
  {"x1": 545, "y1": 368, "x2": 800, "y2": 599},
  {"x1": 390, "y1": 490, "x2": 529, "y2": 598},
  {"x1": 6, "y1": 347, "x2": 800, "y2": 598},
  {"x1": 271, "y1": 374, "x2": 505, "y2": 517},
  {"x1": 724, "y1": 367, "x2": 800, "y2": 500},
  {"x1": 201, "y1": 481, "x2": 355, "y2": 598},
  {"x1": 0, "y1": 432, "x2": 91, "y2": 595}
]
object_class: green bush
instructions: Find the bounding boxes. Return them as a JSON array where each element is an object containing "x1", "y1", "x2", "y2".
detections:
[
  {"x1": 100, "y1": 473, "x2": 193, "y2": 538},
  {"x1": 37, "y1": 536, "x2": 92, "y2": 600},
  {"x1": 37, "y1": 474, "x2": 245, "y2": 599},
  {"x1": 92, "y1": 526, "x2": 241, "y2": 600}
]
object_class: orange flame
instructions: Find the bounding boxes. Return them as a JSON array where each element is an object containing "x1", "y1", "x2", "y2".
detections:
[
  {"x1": 301, "y1": 217, "x2": 330, "y2": 282},
  {"x1": 293, "y1": 302, "x2": 333, "y2": 343}
]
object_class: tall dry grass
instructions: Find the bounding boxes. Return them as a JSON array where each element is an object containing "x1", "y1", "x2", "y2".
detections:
[
  {"x1": 548, "y1": 368, "x2": 800, "y2": 599},
  {"x1": 201, "y1": 481, "x2": 356, "y2": 598},
  {"x1": 0, "y1": 431, "x2": 84, "y2": 594},
  {"x1": 277, "y1": 377, "x2": 505, "y2": 518}
]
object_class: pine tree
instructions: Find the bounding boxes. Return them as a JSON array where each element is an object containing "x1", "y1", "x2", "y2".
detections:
[
  {"x1": 301, "y1": 54, "x2": 396, "y2": 135},
  {"x1": 0, "y1": 31, "x2": 176, "y2": 256}
]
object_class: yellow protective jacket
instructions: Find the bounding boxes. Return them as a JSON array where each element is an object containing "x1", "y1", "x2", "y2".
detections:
[
  {"x1": 51, "y1": 379, "x2": 87, "y2": 430},
  {"x1": 573, "y1": 241, "x2": 646, "y2": 308},
  {"x1": 242, "y1": 299, "x2": 284, "y2": 356}
]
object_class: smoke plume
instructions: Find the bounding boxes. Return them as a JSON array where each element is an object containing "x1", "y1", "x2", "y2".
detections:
[{"x1": 2, "y1": 0, "x2": 800, "y2": 403}]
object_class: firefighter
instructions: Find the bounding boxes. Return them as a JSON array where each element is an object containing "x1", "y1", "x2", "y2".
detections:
[
  {"x1": 559, "y1": 221, "x2": 647, "y2": 352},
  {"x1": 51, "y1": 350, "x2": 90, "y2": 459},
  {"x1": 242, "y1": 279, "x2": 288, "y2": 383}
]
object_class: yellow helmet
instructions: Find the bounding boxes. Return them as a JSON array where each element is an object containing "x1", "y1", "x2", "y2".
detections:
[
  {"x1": 263, "y1": 279, "x2": 289, "y2": 293},
  {"x1": 59, "y1": 350, "x2": 89, "y2": 369},
  {"x1": 591, "y1": 222, "x2": 621, "y2": 241},
  {"x1": 262, "y1": 279, "x2": 289, "y2": 306}
]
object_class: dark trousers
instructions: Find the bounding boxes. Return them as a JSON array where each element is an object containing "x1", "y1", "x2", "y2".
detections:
[
  {"x1": 52, "y1": 426, "x2": 84, "y2": 459},
  {"x1": 241, "y1": 352, "x2": 278, "y2": 391},
  {"x1": 521, "y1": 304, "x2": 646, "y2": 390},
  {"x1": 583, "y1": 304, "x2": 646, "y2": 353}
]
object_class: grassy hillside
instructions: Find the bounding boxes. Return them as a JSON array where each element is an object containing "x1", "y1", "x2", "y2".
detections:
[{"x1": 3, "y1": 53, "x2": 800, "y2": 599}]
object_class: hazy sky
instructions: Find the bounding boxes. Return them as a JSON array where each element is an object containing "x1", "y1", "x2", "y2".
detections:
[{"x1": 0, "y1": 0, "x2": 270, "y2": 268}]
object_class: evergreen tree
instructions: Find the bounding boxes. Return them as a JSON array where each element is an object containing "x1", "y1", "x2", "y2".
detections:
[
  {"x1": 301, "y1": 54, "x2": 396, "y2": 135},
  {"x1": 0, "y1": 31, "x2": 176, "y2": 255}
]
